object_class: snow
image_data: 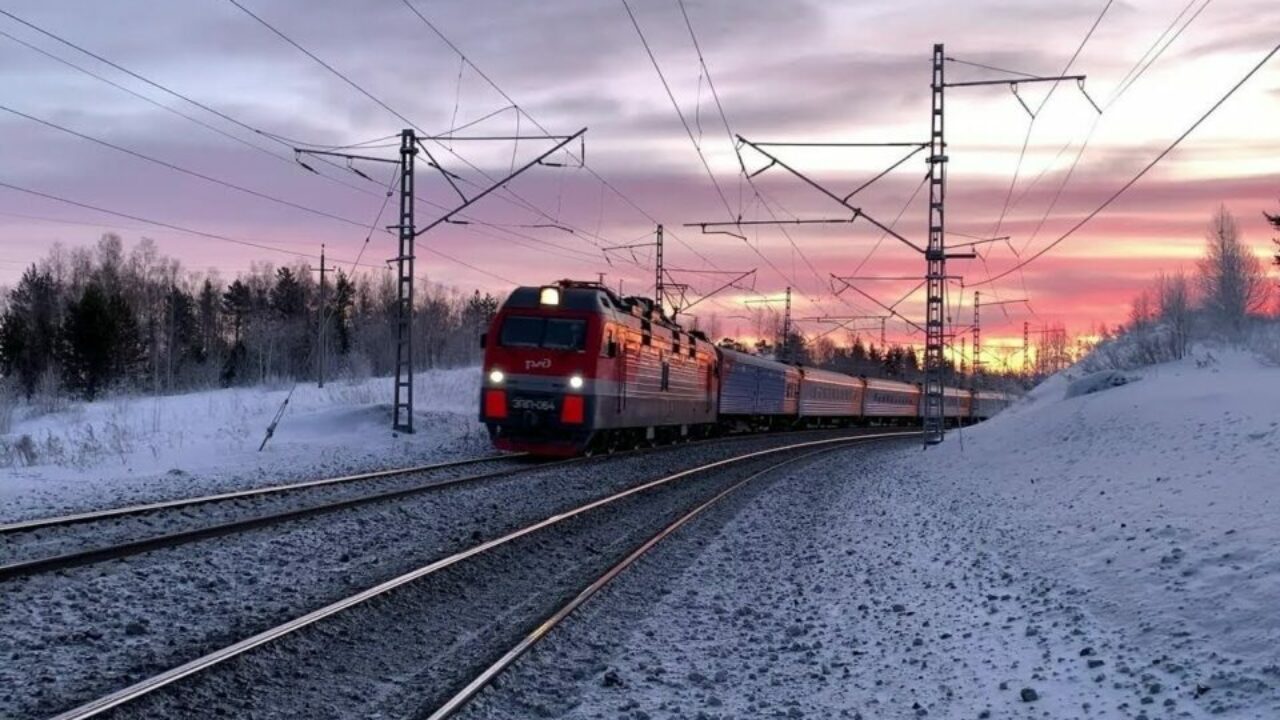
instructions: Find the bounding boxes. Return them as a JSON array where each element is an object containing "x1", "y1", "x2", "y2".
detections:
[
  {"x1": 466, "y1": 346, "x2": 1280, "y2": 719},
  {"x1": 0, "y1": 367, "x2": 489, "y2": 522}
]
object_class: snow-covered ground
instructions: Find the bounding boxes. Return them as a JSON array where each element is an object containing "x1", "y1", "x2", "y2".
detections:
[
  {"x1": 468, "y1": 347, "x2": 1280, "y2": 719},
  {"x1": 0, "y1": 368, "x2": 488, "y2": 522}
]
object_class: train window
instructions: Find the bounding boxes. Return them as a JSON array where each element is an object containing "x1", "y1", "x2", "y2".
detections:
[
  {"x1": 543, "y1": 319, "x2": 587, "y2": 350},
  {"x1": 499, "y1": 316, "x2": 544, "y2": 347},
  {"x1": 499, "y1": 316, "x2": 587, "y2": 351}
]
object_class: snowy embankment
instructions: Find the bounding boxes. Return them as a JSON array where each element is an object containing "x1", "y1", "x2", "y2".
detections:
[
  {"x1": 922, "y1": 347, "x2": 1280, "y2": 715},
  {"x1": 0, "y1": 368, "x2": 486, "y2": 521},
  {"x1": 465, "y1": 348, "x2": 1279, "y2": 719}
]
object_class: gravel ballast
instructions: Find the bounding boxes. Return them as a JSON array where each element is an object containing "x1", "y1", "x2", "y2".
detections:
[{"x1": 1, "y1": 429, "x2": 889, "y2": 719}]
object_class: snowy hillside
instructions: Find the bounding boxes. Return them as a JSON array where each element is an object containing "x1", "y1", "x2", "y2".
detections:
[
  {"x1": 0, "y1": 368, "x2": 486, "y2": 521},
  {"x1": 916, "y1": 347, "x2": 1280, "y2": 715}
]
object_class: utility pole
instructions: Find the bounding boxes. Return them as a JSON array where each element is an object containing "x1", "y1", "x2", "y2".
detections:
[
  {"x1": 743, "y1": 287, "x2": 794, "y2": 361},
  {"x1": 315, "y1": 243, "x2": 328, "y2": 389},
  {"x1": 973, "y1": 292, "x2": 1028, "y2": 388},
  {"x1": 393, "y1": 130, "x2": 417, "y2": 432},
  {"x1": 1023, "y1": 320, "x2": 1030, "y2": 378},
  {"x1": 605, "y1": 225, "x2": 752, "y2": 321},
  {"x1": 781, "y1": 286, "x2": 793, "y2": 363},
  {"x1": 296, "y1": 126, "x2": 586, "y2": 435},
  {"x1": 655, "y1": 223, "x2": 664, "y2": 315},
  {"x1": 922, "y1": 44, "x2": 950, "y2": 445},
  {"x1": 971, "y1": 290, "x2": 980, "y2": 382}
]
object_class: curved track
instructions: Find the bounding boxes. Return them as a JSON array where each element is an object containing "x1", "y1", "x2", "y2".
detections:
[
  {"x1": 44, "y1": 431, "x2": 915, "y2": 720},
  {"x1": 0, "y1": 454, "x2": 559, "y2": 580},
  {"x1": 0, "y1": 454, "x2": 525, "y2": 535},
  {"x1": 0, "y1": 427, "x2": 880, "y2": 580}
]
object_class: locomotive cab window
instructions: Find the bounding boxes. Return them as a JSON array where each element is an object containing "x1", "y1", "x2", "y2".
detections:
[
  {"x1": 544, "y1": 318, "x2": 587, "y2": 350},
  {"x1": 498, "y1": 316, "x2": 587, "y2": 351}
]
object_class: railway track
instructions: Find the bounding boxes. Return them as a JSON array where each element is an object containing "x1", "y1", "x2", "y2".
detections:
[
  {"x1": 42, "y1": 431, "x2": 915, "y2": 720},
  {"x1": 0, "y1": 453, "x2": 526, "y2": 535},
  {"x1": 0, "y1": 427, "x2": 872, "y2": 581},
  {"x1": 0, "y1": 454, "x2": 557, "y2": 580}
]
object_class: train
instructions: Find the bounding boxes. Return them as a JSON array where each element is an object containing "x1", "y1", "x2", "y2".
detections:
[{"x1": 479, "y1": 280, "x2": 1013, "y2": 456}]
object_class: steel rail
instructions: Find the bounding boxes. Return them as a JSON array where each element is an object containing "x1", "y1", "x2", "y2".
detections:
[
  {"x1": 47, "y1": 431, "x2": 914, "y2": 720},
  {"x1": 1, "y1": 428, "x2": 866, "y2": 580},
  {"x1": 0, "y1": 457, "x2": 571, "y2": 582},
  {"x1": 0, "y1": 454, "x2": 524, "y2": 535},
  {"x1": 424, "y1": 441, "x2": 872, "y2": 720}
]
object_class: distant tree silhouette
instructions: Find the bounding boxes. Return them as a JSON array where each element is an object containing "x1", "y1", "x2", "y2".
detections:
[
  {"x1": 59, "y1": 283, "x2": 142, "y2": 400},
  {"x1": 221, "y1": 279, "x2": 252, "y2": 345},
  {"x1": 1267, "y1": 203, "x2": 1280, "y2": 303},
  {"x1": 0, "y1": 266, "x2": 60, "y2": 397}
]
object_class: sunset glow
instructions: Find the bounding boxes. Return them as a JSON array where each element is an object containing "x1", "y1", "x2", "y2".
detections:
[{"x1": 1, "y1": 0, "x2": 1277, "y2": 351}]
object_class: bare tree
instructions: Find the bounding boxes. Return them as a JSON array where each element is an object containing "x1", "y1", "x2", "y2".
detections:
[
  {"x1": 1197, "y1": 206, "x2": 1270, "y2": 336},
  {"x1": 1129, "y1": 287, "x2": 1154, "y2": 331},
  {"x1": 1156, "y1": 271, "x2": 1192, "y2": 359},
  {"x1": 1267, "y1": 203, "x2": 1280, "y2": 314}
]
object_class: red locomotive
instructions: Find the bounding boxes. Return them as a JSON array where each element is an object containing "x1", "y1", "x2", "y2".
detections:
[{"x1": 479, "y1": 280, "x2": 718, "y2": 456}]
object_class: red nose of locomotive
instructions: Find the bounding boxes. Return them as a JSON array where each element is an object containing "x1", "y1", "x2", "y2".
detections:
[{"x1": 481, "y1": 283, "x2": 601, "y2": 456}]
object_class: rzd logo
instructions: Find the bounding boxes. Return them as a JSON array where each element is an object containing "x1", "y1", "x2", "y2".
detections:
[{"x1": 524, "y1": 358, "x2": 552, "y2": 370}]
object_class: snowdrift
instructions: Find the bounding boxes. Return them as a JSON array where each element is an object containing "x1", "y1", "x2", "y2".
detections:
[
  {"x1": 0, "y1": 368, "x2": 487, "y2": 521},
  {"x1": 926, "y1": 347, "x2": 1280, "y2": 713}
]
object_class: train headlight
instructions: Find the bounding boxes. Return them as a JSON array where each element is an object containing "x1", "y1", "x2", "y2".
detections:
[
  {"x1": 568, "y1": 375, "x2": 584, "y2": 390},
  {"x1": 539, "y1": 286, "x2": 561, "y2": 306},
  {"x1": 489, "y1": 369, "x2": 505, "y2": 384}
]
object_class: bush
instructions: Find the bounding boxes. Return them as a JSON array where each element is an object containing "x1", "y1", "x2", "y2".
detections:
[
  {"x1": 0, "y1": 378, "x2": 16, "y2": 434},
  {"x1": 1248, "y1": 322, "x2": 1280, "y2": 366},
  {"x1": 14, "y1": 434, "x2": 37, "y2": 466}
]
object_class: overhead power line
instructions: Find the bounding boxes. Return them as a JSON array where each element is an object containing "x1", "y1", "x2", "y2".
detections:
[
  {"x1": 674, "y1": 0, "x2": 857, "y2": 320},
  {"x1": 0, "y1": 104, "x2": 370, "y2": 229},
  {"x1": 397, "y1": 0, "x2": 724, "y2": 274},
  {"x1": 226, "y1": 0, "x2": 641, "y2": 278},
  {"x1": 620, "y1": 0, "x2": 737, "y2": 222},
  {"x1": 973, "y1": 41, "x2": 1279, "y2": 286},
  {"x1": 0, "y1": 180, "x2": 382, "y2": 268}
]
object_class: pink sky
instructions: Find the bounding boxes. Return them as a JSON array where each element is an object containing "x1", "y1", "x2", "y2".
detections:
[{"x1": 0, "y1": 0, "x2": 1277, "y2": 352}]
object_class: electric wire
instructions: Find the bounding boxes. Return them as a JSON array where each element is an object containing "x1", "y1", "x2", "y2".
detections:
[
  {"x1": 973, "y1": 40, "x2": 1279, "y2": 286},
  {"x1": 0, "y1": 180, "x2": 383, "y2": 268},
  {"x1": 396, "y1": 0, "x2": 723, "y2": 273},
  {"x1": 0, "y1": 104, "x2": 370, "y2": 229}
]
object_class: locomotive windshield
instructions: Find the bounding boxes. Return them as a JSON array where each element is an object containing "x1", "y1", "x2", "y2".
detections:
[{"x1": 499, "y1": 316, "x2": 587, "y2": 351}]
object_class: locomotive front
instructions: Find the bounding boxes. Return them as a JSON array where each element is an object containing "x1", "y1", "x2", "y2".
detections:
[{"x1": 479, "y1": 282, "x2": 604, "y2": 456}]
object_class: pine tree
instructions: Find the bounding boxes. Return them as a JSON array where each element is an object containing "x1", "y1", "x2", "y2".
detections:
[
  {"x1": 329, "y1": 270, "x2": 356, "y2": 355},
  {"x1": 197, "y1": 279, "x2": 222, "y2": 362},
  {"x1": 0, "y1": 266, "x2": 61, "y2": 397},
  {"x1": 270, "y1": 267, "x2": 306, "y2": 320},
  {"x1": 59, "y1": 283, "x2": 142, "y2": 399},
  {"x1": 221, "y1": 279, "x2": 252, "y2": 345}
]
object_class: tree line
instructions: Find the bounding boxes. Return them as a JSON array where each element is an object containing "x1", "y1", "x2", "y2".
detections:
[{"x1": 0, "y1": 234, "x2": 499, "y2": 402}]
